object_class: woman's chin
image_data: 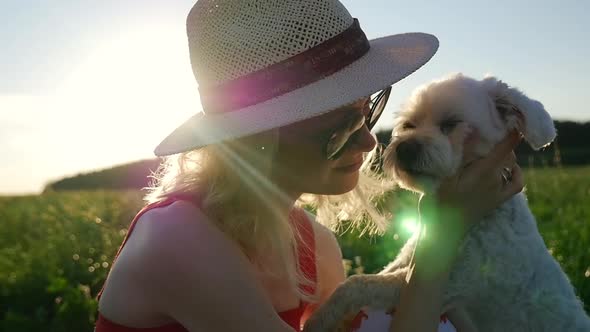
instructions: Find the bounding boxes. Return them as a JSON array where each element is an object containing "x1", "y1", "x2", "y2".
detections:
[{"x1": 325, "y1": 172, "x2": 360, "y2": 195}]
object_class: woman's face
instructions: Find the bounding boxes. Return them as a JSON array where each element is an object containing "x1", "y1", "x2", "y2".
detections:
[{"x1": 273, "y1": 98, "x2": 377, "y2": 196}]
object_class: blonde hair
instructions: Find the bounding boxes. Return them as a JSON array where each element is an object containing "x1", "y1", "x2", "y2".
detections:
[{"x1": 145, "y1": 130, "x2": 395, "y2": 302}]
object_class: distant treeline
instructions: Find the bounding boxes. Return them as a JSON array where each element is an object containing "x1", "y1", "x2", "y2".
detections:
[
  {"x1": 44, "y1": 159, "x2": 161, "y2": 192},
  {"x1": 46, "y1": 120, "x2": 589, "y2": 191}
]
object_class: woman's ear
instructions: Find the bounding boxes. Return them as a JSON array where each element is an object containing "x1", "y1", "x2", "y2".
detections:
[{"x1": 482, "y1": 75, "x2": 556, "y2": 150}]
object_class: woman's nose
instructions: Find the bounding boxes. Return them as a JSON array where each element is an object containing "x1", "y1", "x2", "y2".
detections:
[{"x1": 350, "y1": 125, "x2": 377, "y2": 153}]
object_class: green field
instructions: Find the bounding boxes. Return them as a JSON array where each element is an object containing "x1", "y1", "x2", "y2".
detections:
[{"x1": 1, "y1": 167, "x2": 589, "y2": 331}]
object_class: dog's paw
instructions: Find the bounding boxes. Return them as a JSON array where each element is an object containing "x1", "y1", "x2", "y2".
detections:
[
  {"x1": 303, "y1": 276, "x2": 369, "y2": 332},
  {"x1": 302, "y1": 310, "x2": 339, "y2": 332}
]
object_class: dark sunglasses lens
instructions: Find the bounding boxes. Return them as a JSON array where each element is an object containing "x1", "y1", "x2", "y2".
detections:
[{"x1": 367, "y1": 87, "x2": 391, "y2": 129}]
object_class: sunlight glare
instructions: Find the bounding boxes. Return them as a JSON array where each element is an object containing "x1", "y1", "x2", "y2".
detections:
[
  {"x1": 402, "y1": 217, "x2": 420, "y2": 234},
  {"x1": 55, "y1": 26, "x2": 201, "y2": 162}
]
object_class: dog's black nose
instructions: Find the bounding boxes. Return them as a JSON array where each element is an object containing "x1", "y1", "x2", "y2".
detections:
[{"x1": 396, "y1": 139, "x2": 421, "y2": 169}]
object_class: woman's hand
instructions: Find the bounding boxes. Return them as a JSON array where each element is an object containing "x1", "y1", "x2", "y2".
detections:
[
  {"x1": 415, "y1": 131, "x2": 524, "y2": 275},
  {"x1": 422, "y1": 131, "x2": 524, "y2": 241},
  {"x1": 440, "y1": 130, "x2": 523, "y2": 222},
  {"x1": 389, "y1": 131, "x2": 524, "y2": 332}
]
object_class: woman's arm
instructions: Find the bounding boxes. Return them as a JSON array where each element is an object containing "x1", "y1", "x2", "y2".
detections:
[
  {"x1": 388, "y1": 202, "x2": 460, "y2": 332},
  {"x1": 118, "y1": 200, "x2": 295, "y2": 332},
  {"x1": 301, "y1": 215, "x2": 347, "y2": 324}
]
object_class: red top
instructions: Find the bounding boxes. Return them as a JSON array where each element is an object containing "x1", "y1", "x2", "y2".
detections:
[{"x1": 95, "y1": 196, "x2": 317, "y2": 332}]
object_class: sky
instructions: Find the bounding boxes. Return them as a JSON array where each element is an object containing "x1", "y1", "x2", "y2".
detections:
[{"x1": 1, "y1": 0, "x2": 589, "y2": 195}]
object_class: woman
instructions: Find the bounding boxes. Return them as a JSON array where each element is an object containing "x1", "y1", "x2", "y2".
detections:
[{"x1": 95, "y1": 0, "x2": 523, "y2": 331}]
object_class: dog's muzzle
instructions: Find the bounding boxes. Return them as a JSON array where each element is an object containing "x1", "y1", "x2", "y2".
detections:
[{"x1": 396, "y1": 139, "x2": 423, "y2": 171}]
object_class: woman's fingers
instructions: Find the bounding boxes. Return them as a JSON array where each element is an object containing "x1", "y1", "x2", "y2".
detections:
[
  {"x1": 500, "y1": 164, "x2": 524, "y2": 200},
  {"x1": 437, "y1": 130, "x2": 525, "y2": 224},
  {"x1": 474, "y1": 131, "x2": 521, "y2": 174},
  {"x1": 486, "y1": 162, "x2": 524, "y2": 209},
  {"x1": 505, "y1": 152, "x2": 517, "y2": 168}
]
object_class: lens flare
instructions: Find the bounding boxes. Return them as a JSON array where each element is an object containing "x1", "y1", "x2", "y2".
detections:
[{"x1": 402, "y1": 217, "x2": 419, "y2": 234}]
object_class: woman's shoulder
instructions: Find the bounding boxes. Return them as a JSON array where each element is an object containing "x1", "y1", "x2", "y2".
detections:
[
  {"x1": 300, "y1": 210, "x2": 338, "y2": 245},
  {"x1": 102, "y1": 199, "x2": 219, "y2": 280},
  {"x1": 299, "y1": 210, "x2": 346, "y2": 301},
  {"x1": 301, "y1": 211, "x2": 342, "y2": 259},
  {"x1": 127, "y1": 199, "x2": 239, "y2": 269},
  {"x1": 102, "y1": 200, "x2": 295, "y2": 331},
  {"x1": 107, "y1": 199, "x2": 254, "y2": 294},
  {"x1": 98, "y1": 200, "x2": 215, "y2": 326},
  {"x1": 136, "y1": 199, "x2": 208, "y2": 238},
  {"x1": 118, "y1": 200, "x2": 213, "y2": 263}
]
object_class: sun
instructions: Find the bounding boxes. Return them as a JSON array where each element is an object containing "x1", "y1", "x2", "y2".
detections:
[
  {"x1": 4, "y1": 23, "x2": 209, "y2": 193},
  {"x1": 54, "y1": 25, "x2": 201, "y2": 163}
]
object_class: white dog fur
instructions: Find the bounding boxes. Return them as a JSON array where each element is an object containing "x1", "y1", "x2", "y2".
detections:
[{"x1": 303, "y1": 73, "x2": 590, "y2": 332}]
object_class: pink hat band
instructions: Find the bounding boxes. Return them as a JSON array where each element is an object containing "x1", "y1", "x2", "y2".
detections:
[{"x1": 198, "y1": 19, "x2": 370, "y2": 114}]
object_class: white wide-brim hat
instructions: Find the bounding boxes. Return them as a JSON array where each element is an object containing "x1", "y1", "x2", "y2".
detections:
[{"x1": 154, "y1": 0, "x2": 439, "y2": 156}]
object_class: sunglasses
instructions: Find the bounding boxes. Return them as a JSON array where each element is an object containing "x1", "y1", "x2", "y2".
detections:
[{"x1": 325, "y1": 87, "x2": 392, "y2": 160}]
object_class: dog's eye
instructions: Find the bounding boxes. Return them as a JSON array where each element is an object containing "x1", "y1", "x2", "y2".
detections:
[
  {"x1": 402, "y1": 122, "x2": 416, "y2": 130},
  {"x1": 440, "y1": 119, "x2": 462, "y2": 135}
]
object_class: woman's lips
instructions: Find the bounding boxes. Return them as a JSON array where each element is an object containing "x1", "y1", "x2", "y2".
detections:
[{"x1": 334, "y1": 160, "x2": 363, "y2": 172}]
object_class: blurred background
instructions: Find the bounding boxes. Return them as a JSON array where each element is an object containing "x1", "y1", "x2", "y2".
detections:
[{"x1": 1, "y1": 1, "x2": 589, "y2": 330}]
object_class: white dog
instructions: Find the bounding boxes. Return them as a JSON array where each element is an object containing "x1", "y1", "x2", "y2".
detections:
[{"x1": 303, "y1": 74, "x2": 590, "y2": 332}]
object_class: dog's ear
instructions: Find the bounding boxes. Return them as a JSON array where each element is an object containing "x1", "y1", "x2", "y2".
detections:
[{"x1": 482, "y1": 75, "x2": 556, "y2": 150}]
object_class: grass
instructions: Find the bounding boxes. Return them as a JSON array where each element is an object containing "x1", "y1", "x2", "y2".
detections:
[{"x1": 0, "y1": 166, "x2": 589, "y2": 331}]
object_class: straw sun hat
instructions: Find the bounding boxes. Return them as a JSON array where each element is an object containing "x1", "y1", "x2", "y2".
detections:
[{"x1": 154, "y1": 0, "x2": 439, "y2": 156}]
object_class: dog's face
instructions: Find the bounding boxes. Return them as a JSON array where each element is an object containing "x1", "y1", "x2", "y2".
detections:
[{"x1": 383, "y1": 73, "x2": 556, "y2": 193}]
